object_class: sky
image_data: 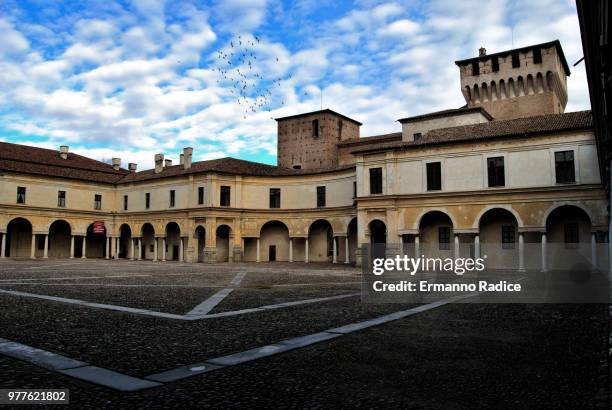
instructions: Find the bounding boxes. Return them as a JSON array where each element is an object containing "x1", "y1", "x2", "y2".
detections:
[{"x1": 0, "y1": 0, "x2": 590, "y2": 169}]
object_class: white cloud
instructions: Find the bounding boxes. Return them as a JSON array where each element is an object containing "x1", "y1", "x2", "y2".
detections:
[{"x1": 377, "y1": 19, "x2": 419, "y2": 38}]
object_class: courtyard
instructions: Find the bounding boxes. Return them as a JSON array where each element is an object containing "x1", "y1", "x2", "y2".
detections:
[{"x1": 0, "y1": 259, "x2": 609, "y2": 408}]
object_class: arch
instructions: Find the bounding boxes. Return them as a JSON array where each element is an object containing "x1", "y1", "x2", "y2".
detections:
[
  {"x1": 526, "y1": 74, "x2": 535, "y2": 95},
  {"x1": 119, "y1": 224, "x2": 132, "y2": 259},
  {"x1": 507, "y1": 77, "x2": 516, "y2": 98},
  {"x1": 498, "y1": 79, "x2": 507, "y2": 99},
  {"x1": 86, "y1": 222, "x2": 107, "y2": 259},
  {"x1": 535, "y1": 72, "x2": 545, "y2": 93},
  {"x1": 195, "y1": 225, "x2": 206, "y2": 262},
  {"x1": 216, "y1": 224, "x2": 232, "y2": 262},
  {"x1": 473, "y1": 84, "x2": 480, "y2": 103},
  {"x1": 259, "y1": 220, "x2": 290, "y2": 262},
  {"x1": 473, "y1": 205, "x2": 524, "y2": 229},
  {"x1": 5, "y1": 217, "x2": 33, "y2": 258},
  {"x1": 546, "y1": 71, "x2": 555, "y2": 92},
  {"x1": 463, "y1": 86, "x2": 472, "y2": 103},
  {"x1": 368, "y1": 219, "x2": 387, "y2": 244},
  {"x1": 308, "y1": 219, "x2": 334, "y2": 262},
  {"x1": 346, "y1": 217, "x2": 358, "y2": 263},
  {"x1": 480, "y1": 82, "x2": 489, "y2": 102},
  {"x1": 542, "y1": 203, "x2": 593, "y2": 228},
  {"x1": 490, "y1": 80, "x2": 498, "y2": 101},
  {"x1": 418, "y1": 211, "x2": 453, "y2": 256},
  {"x1": 517, "y1": 75, "x2": 525, "y2": 96},
  {"x1": 165, "y1": 222, "x2": 182, "y2": 261},
  {"x1": 544, "y1": 204, "x2": 593, "y2": 270},
  {"x1": 45, "y1": 219, "x2": 75, "y2": 233},
  {"x1": 478, "y1": 208, "x2": 520, "y2": 269},
  {"x1": 414, "y1": 208, "x2": 457, "y2": 230},
  {"x1": 48, "y1": 220, "x2": 72, "y2": 258},
  {"x1": 141, "y1": 223, "x2": 156, "y2": 260}
]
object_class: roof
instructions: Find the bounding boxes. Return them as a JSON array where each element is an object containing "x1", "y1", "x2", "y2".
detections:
[
  {"x1": 275, "y1": 109, "x2": 362, "y2": 125},
  {"x1": 118, "y1": 157, "x2": 355, "y2": 183},
  {"x1": 0, "y1": 141, "x2": 128, "y2": 184},
  {"x1": 337, "y1": 132, "x2": 402, "y2": 147},
  {"x1": 454, "y1": 40, "x2": 571, "y2": 76},
  {"x1": 397, "y1": 106, "x2": 493, "y2": 123},
  {"x1": 351, "y1": 110, "x2": 593, "y2": 155}
]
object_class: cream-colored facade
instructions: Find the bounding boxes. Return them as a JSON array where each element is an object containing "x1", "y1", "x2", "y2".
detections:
[{"x1": 0, "y1": 41, "x2": 608, "y2": 271}]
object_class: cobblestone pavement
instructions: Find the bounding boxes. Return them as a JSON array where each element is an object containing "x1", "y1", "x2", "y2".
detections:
[{"x1": 0, "y1": 259, "x2": 609, "y2": 409}]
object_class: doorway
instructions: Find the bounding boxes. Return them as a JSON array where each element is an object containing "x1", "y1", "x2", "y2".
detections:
[{"x1": 269, "y1": 245, "x2": 276, "y2": 261}]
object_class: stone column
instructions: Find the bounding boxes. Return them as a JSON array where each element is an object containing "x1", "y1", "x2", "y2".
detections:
[
  {"x1": 414, "y1": 235, "x2": 420, "y2": 259},
  {"x1": 518, "y1": 232, "x2": 524, "y2": 272},
  {"x1": 130, "y1": 239, "x2": 135, "y2": 261},
  {"x1": 153, "y1": 238, "x2": 158, "y2": 261},
  {"x1": 591, "y1": 232, "x2": 597, "y2": 271},
  {"x1": 398, "y1": 235, "x2": 404, "y2": 257},
  {"x1": 454, "y1": 234, "x2": 460, "y2": 258},
  {"x1": 256, "y1": 238, "x2": 260, "y2": 263},
  {"x1": 332, "y1": 237, "x2": 337, "y2": 264},
  {"x1": 81, "y1": 236, "x2": 87, "y2": 259},
  {"x1": 305, "y1": 238, "x2": 309, "y2": 263},
  {"x1": 0, "y1": 233, "x2": 6, "y2": 258},
  {"x1": 43, "y1": 234, "x2": 49, "y2": 259},
  {"x1": 115, "y1": 237, "x2": 120, "y2": 260},
  {"x1": 30, "y1": 234, "x2": 36, "y2": 259},
  {"x1": 289, "y1": 238, "x2": 293, "y2": 262},
  {"x1": 105, "y1": 237, "x2": 110, "y2": 259},
  {"x1": 474, "y1": 234, "x2": 480, "y2": 259},
  {"x1": 137, "y1": 238, "x2": 142, "y2": 260},
  {"x1": 161, "y1": 237, "x2": 166, "y2": 262},
  {"x1": 540, "y1": 233, "x2": 547, "y2": 272},
  {"x1": 179, "y1": 237, "x2": 184, "y2": 262},
  {"x1": 70, "y1": 236, "x2": 75, "y2": 259},
  {"x1": 345, "y1": 236, "x2": 350, "y2": 264}
]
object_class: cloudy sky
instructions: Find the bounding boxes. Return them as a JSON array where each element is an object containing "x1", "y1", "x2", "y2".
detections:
[{"x1": 0, "y1": 0, "x2": 589, "y2": 169}]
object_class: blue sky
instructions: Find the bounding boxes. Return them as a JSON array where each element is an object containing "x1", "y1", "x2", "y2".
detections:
[{"x1": 0, "y1": 0, "x2": 589, "y2": 169}]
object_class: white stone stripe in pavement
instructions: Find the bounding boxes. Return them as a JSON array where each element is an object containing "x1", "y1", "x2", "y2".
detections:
[
  {"x1": 0, "y1": 338, "x2": 160, "y2": 391},
  {"x1": 0, "y1": 274, "x2": 152, "y2": 282},
  {"x1": 186, "y1": 288, "x2": 234, "y2": 316},
  {"x1": 230, "y1": 271, "x2": 247, "y2": 285}
]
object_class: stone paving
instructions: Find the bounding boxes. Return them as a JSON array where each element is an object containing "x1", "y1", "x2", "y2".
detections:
[{"x1": 0, "y1": 259, "x2": 609, "y2": 408}]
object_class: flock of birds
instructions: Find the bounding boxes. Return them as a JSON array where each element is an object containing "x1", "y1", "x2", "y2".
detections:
[{"x1": 214, "y1": 35, "x2": 299, "y2": 119}]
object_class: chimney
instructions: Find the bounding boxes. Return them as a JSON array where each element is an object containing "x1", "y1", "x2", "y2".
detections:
[
  {"x1": 128, "y1": 163, "x2": 137, "y2": 173},
  {"x1": 479, "y1": 47, "x2": 486, "y2": 56},
  {"x1": 165, "y1": 159, "x2": 172, "y2": 167},
  {"x1": 180, "y1": 154, "x2": 185, "y2": 165},
  {"x1": 59, "y1": 145, "x2": 69, "y2": 160},
  {"x1": 112, "y1": 158, "x2": 121, "y2": 170},
  {"x1": 183, "y1": 147, "x2": 193, "y2": 169},
  {"x1": 155, "y1": 154, "x2": 164, "y2": 173}
]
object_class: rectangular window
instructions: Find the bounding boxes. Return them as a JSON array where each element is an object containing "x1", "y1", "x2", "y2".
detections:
[
  {"x1": 426, "y1": 162, "x2": 442, "y2": 191},
  {"x1": 16, "y1": 186, "x2": 26, "y2": 204},
  {"x1": 471, "y1": 61, "x2": 479, "y2": 76},
  {"x1": 145, "y1": 193, "x2": 151, "y2": 209},
  {"x1": 564, "y1": 223, "x2": 579, "y2": 249},
  {"x1": 94, "y1": 194, "x2": 102, "y2": 210},
  {"x1": 511, "y1": 52, "x2": 520, "y2": 68},
  {"x1": 487, "y1": 156, "x2": 505, "y2": 187},
  {"x1": 316, "y1": 186, "x2": 326, "y2": 207},
  {"x1": 533, "y1": 47, "x2": 542, "y2": 64},
  {"x1": 353, "y1": 181, "x2": 357, "y2": 198},
  {"x1": 312, "y1": 119, "x2": 319, "y2": 137},
  {"x1": 220, "y1": 186, "x2": 231, "y2": 207},
  {"x1": 501, "y1": 225, "x2": 516, "y2": 249},
  {"x1": 169, "y1": 190, "x2": 175, "y2": 207},
  {"x1": 269, "y1": 188, "x2": 281, "y2": 208},
  {"x1": 57, "y1": 190, "x2": 66, "y2": 207},
  {"x1": 369, "y1": 167, "x2": 383, "y2": 195},
  {"x1": 198, "y1": 187, "x2": 204, "y2": 205},
  {"x1": 555, "y1": 150, "x2": 575, "y2": 183},
  {"x1": 413, "y1": 132, "x2": 422, "y2": 141},
  {"x1": 492, "y1": 56, "x2": 499, "y2": 72},
  {"x1": 438, "y1": 227, "x2": 450, "y2": 250},
  {"x1": 122, "y1": 195, "x2": 128, "y2": 211}
]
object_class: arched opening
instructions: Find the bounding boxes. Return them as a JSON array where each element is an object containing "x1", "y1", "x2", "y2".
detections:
[
  {"x1": 119, "y1": 224, "x2": 132, "y2": 259},
  {"x1": 86, "y1": 222, "x2": 107, "y2": 258},
  {"x1": 479, "y1": 208, "x2": 519, "y2": 269},
  {"x1": 546, "y1": 205, "x2": 592, "y2": 270},
  {"x1": 308, "y1": 219, "x2": 333, "y2": 262},
  {"x1": 259, "y1": 221, "x2": 290, "y2": 262},
  {"x1": 499, "y1": 79, "x2": 507, "y2": 99},
  {"x1": 507, "y1": 78, "x2": 516, "y2": 98},
  {"x1": 141, "y1": 223, "x2": 155, "y2": 260},
  {"x1": 480, "y1": 82, "x2": 489, "y2": 101},
  {"x1": 165, "y1": 222, "x2": 182, "y2": 261},
  {"x1": 346, "y1": 218, "x2": 358, "y2": 263},
  {"x1": 526, "y1": 74, "x2": 535, "y2": 95},
  {"x1": 369, "y1": 219, "x2": 386, "y2": 259},
  {"x1": 5, "y1": 218, "x2": 33, "y2": 258},
  {"x1": 419, "y1": 211, "x2": 453, "y2": 257},
  {"x1": 536, "y1": 72, "x2": 545, "y2": 93},
  {"x1": 517, "y1": 76, "x2": 525, "y2": 96},
  {"x1": 48, "y1": 220, "x2": 71, "y2": 258},
  {"x1": 195, "y1": 226, "x2": 205, "y2": 263},
  {"x1": 216, "y1": 225, "x2": 231, "y2": 262}
]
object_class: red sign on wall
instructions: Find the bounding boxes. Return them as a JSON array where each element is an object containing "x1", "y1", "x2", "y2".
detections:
[{"x1": 92, "y1": 221, "x2": 106, "y2": 235}]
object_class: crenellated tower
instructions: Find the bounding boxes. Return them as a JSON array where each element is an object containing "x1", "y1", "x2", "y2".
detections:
[{"x1": 455, "y1": 40, "x2": 570, "y2": 120}]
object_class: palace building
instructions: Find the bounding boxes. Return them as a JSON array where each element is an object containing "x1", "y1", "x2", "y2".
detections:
[{"x1": 0, "y1": 40, "x2": 607, "y2": 270}]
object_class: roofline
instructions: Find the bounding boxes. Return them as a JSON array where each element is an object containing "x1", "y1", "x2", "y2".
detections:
[
  {"x1": 454, "y1": 39, "x2": 571, "y2": 76},
  {"x1": 274, "y1": 109, "x2": 363, "y2": 125},
  {"x1": 337, "y1": 133, "x2": 402, "y2": 147},
  {"x1": 351, "y1": 124, "x2": 592, "y2": 155},
  {"x1": 397, "y1": 107, "x2": 493, "y2": 124}
]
